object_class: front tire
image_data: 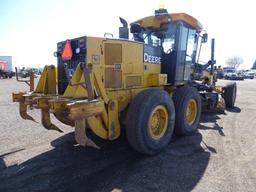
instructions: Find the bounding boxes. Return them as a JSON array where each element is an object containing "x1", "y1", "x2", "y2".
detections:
[
  {"x1": 126, "y1": 89, "x2": 175, "y2": 155},
  {"x1": 173, "y1": 86, "x2": 202, "y2": 136},
  {"x1": 223, "y1": 82, "x2": 237, "y2": 108}
]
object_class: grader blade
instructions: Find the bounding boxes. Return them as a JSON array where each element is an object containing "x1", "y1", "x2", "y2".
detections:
[
  {"x1": 74, "y1": 119, "x2": 100, "y2": 149},
  {"x1": 41, "y1": 109, "x2": 63, "y2": 132},
  {"x1": 19, "y1": 102, "x2": 37, "y2": 122}
]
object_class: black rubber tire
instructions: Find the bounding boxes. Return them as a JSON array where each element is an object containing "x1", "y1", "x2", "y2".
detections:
[
  {"x1": 126, "y1": 89, "x2": 175, "y2": 155},
  {"x1": 173, "y1": 86, "x2": 202, "y2": 136},
  {"x1": 223, "y1": 82, "x2": 237, "y2": 108}
]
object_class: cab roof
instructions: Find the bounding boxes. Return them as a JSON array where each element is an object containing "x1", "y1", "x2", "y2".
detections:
[{"x1": 133, "y1": 13, "x2": 203, "y2": 32}]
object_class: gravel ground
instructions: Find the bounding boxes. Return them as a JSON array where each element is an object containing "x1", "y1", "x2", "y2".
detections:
[{"x1": 0, "y1": 78, "x2": 255, "y2": 192}]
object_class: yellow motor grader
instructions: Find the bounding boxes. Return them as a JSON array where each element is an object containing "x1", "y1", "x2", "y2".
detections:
[{"x1": 12, "y1": 7, "x2": 236, "y2": 155}]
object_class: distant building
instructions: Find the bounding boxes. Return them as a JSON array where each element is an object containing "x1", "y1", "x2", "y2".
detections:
[{"x1": 0, "y1": 56, "x2": 12, "y2": 71}]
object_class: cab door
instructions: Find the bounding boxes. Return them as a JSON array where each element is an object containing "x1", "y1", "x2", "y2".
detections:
[{"x1": 176, "y1": 23, "x2": 198, "y2": 82}]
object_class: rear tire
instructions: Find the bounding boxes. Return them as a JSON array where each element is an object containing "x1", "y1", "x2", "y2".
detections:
[
  {"x1": 173, "y1": 86, "x2": 202, "y2": 136},
  {"x1": 223, "y1": 82, "x2": 237, "y2": 108},
  {"x1": 126, "y1": 89, "x2": 175, "y2": 155}
]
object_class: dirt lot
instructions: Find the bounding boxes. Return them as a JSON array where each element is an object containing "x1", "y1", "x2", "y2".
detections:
[{"x1": 0, "y1": 78, "x2": 255, "y2": 192}]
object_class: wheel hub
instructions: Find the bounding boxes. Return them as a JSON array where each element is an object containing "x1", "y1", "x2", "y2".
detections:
[
  {"x1": 148, "y1": 105, "x2": 168, "y2": 140},
  {"x1": 186, "y1": 99, "x2": 197, "y2": 125}
]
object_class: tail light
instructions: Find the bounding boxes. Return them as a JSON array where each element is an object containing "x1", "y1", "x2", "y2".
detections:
[{"x1": 79, "y1": 38, "x2": 85, "y2": 48}]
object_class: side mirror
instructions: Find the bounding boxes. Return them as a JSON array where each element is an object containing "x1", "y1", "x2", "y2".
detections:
[
  {"x1": 202, "y1": 33, "x2": 208, "y2": 43},
  {"x1": 130, "y1": 23, "x2": 142, "y2": 34}
]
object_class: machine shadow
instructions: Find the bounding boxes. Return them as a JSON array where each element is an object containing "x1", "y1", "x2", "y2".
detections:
[
  {"x1": 199, "y1": 113, "x2": 225, "y2": 137},
  {"x1": 0, "y1": 131, "x2": 211, "y2": 192},
  {"x1": 226, "y1": 106, "x2": 241, "y2": 113},
  {"x1": 0, "y1": 157, "x2": 7, "y2": 173}
]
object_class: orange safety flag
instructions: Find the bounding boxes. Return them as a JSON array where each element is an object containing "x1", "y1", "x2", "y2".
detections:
[{"x1": 61, "y1": 40, "x2": 73, "y2": 61}]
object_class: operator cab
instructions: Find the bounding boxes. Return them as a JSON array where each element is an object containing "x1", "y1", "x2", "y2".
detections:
[{"x1": 131, "y1": 8, "x2": 206, "y2": 85}]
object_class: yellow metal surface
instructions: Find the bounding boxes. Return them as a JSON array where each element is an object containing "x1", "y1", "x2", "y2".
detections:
[
  {"x1": 147, "y1": 74, "x2": 167, "y2": 86},
  {"x1": 41, "y1": 108, "x2": 62, "y2": 132},
  {"x1": 35, "y1": 67, "x2": 47, "y2": 93},
  {"x1": 93, "y1": 71, "x2": 110, "y2": 104},
  {"x1": 104, "y1": 43, "x2": 122, "y2": 65},
  {"x1": 122, "y1": 41, "x2": 144, "y2": 74},
  {"x1": 106, "y1": 87, "x2": 155, "y2": 112},
  {"x1": 35, "y1": 97, "x2": 52, "y2": 109},
  {"x1": 158, "y1": 74, "x2": 167, "y2": 85},
  {"x1": 215, "y1": 97, "x2": 225, "y2": 113},
  {"x1": 87, "y1": 116, "x2": 108, "y2": 139},
  {"x1": 67, "y1": 100, "x2": 104, "y2": 120},
  {"x1": 133, "y1": 13, "x2": 203, "y2": 31},
  {"x1": 107, "y1": 89, "x2": 130, "y2": 112},
  {"x1": 23, "y1": 93, "x2": 40, "y2": 105},
  {"x1": 104, "y1": 43, "x2": 122, "y2": 88},
  {"x1": 102, "y1": 39, "x2": 145, "y2": 90},
  {"x1": 144, "y1": 63, "x2": 161, "y2": 74},
  {"x1": 12, "y1": 92, "x2": 25, "y2": 102},
  {"x1": 86, "y1": 37, "x2": 105, "y2": 64},
  {"x1": 54, "y1": 113, "x2": 74, "y2": 127},
  {"x1": 186, "y1": 99, "x2": 197, "y2": 125},
  {"x1": 49, "y1": 98, "x2": 70, "y2": 113},
  {"x1": 74, "y1": 118, "x2": 100, "y2": 149},
  {"x1": 107, "y1": 100, "x2": 120, "y2": 140},
  {"x1": 63, "y1": 64, "x2": 88, "y2": 98},
  {"x1": 45, "y1": 65, "x2": 57, "y2": 94},
  {"x1": 105, "y1": 68, "x2": 122, "y2": 88},
  {"x1": 35, "y1": 65, "x2": 57, "y2": 94},
  {"x1": 12, "y1": 92, "x2": 37, "y2": 122},
  {"x1": 202, "y1": 70, "x2": 214, "y2": 85},
  {"x1": 148, "y1": 105, "x2": 168, "y2": 140},
  {"x1": 19, "y1": 101, "x2": 36, "y2": 122},
  {"x1": 214, "y1": 85, "x2": 224, "y2": 93},
  {"x1": 143, "y1": 63, "x2": 161, "y2": 87},
  {"x1": 125, "y1": 75, "x2": 142, "y2": 88}
]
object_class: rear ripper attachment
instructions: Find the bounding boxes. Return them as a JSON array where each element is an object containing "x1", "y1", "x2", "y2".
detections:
[
  {"x1": 13, "y1": 39, "x2": 120, "y2": 149},
  {"x1": 12, "y1": 7, "x2": 238, "y2": 155}
]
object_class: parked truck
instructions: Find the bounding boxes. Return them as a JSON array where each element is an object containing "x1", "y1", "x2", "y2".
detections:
[
  {"x1": 223, "y1": 67, "x2": 244, "y2": 80},
  {"x1": 0, "y1": 57, "x2": 15, "y2": 79},
  {"x1": 0, "y1": 56, "x2": 14, "y2": 79}
]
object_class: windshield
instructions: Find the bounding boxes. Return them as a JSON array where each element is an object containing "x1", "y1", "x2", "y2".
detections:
[
  {"x1": 225, "y1": 69, "x2": 236, "y2": 73},
  {"x1": 139, "y1": 23, "x2": 177, "y2": 50},
  {"x1": 141, "y1": 29, "x2": 162, "y2": 47}
]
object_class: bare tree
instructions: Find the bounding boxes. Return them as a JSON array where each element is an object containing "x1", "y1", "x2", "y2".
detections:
[
  {"x1": 226, "y1": 56, "x2": 243, "y2": 69},
  {"x1": 252, "y1": 60, "x2": 256, "y2": 69}
]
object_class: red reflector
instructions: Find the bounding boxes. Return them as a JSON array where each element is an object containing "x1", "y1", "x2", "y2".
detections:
[{"x1": 61, "y1": 40, "x2": 73, "y2": 61}]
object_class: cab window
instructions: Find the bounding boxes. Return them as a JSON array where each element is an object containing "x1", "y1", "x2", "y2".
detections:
[
  {"x1": 143, "y1": 32, "x2": 161, "y2": 47},
  {"x1": 186, "y1": 29, "x2": 197, "y2": 64},
  {"x1": 162, "y1": 23, "x2": 177, "y2": 54}
]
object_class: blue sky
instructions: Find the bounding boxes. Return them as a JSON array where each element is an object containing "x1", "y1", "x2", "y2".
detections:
[{"x1": 0, "y1": 0, "x2": 255, "y2": 69}]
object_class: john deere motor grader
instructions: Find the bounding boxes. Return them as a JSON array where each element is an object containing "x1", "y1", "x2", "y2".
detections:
[{"x1": 12, "y1": 7, "x2": 236, "y2": 155}]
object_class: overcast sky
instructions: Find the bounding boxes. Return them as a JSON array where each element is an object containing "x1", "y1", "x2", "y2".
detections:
[{"x1": 0, "y1": 0, "x2": 255, "y2": 69}]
